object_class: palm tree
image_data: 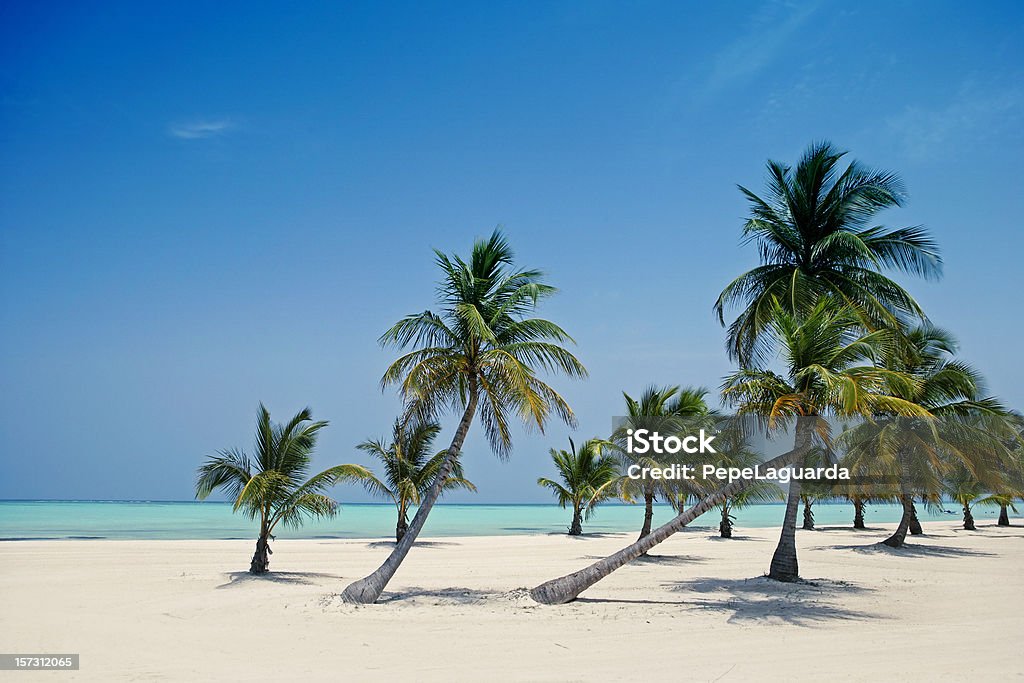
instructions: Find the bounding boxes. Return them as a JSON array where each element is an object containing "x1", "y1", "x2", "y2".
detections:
[
  {"x1": 357, "y1": 418, "x2": 476, "y2": 542},
  {"x1": 538, "y1": 438, "x2": 620, "y2": 535},
  {"x1": 714, "y1": 141, "x2": 942, "y2": 366},
  {"x1": 195, "y1": 404, "x2": 373, "y2": 574},
  {"x1": 716, "y1": 431, "x2": 784, "y2": 538},
  {"x1": 529, "y1": 300, "x2": 924, "y2": 603},
  {"x1": 721, "y1": 299, "x2": 926, "y2": 581},
  {"x1": 840, "y1": 325, "x2": 1014, "y2": 548},
  {"x1": 612, "y1": 386, "x2": 714, "y2": 541},
  {"x1": 341, "y1": 230, "x2": 586, "y2": 603}
]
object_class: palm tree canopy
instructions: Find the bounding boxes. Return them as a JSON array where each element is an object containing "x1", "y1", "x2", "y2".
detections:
[
  {"x1": 357, "y1": 418, "x2": 476, "y2": 506},
  {"x1": 722, "y1": 298, "x2": 929, "y2": 428},
  {"x1": 538, "y1": 438, "x2": 621, "y2": 519},
  {"x1": 380, "y1": 229, "x2": 587, "y2": 457},
  {"x1": 195, "y1": 404, "x2": 374, "y2": 532},
  {"x1": 715, "y1": 141, "x2": 942, "y2": 366}
]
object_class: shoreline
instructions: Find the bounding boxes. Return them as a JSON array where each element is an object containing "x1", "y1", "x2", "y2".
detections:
[{"x1": 3, "y1": 521, "x2": 1022, "y2": 680}]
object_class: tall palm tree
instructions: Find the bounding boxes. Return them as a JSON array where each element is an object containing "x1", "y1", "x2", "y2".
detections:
[
  {"x1": 342, "y1": 230, "x2": 586, "y2": 603},
  {"x1": 195, "y1": 404, "x2": 373, "y2": 574},
  {"x1": 714, "y1": 141, "x2": 942, "y2": 366},
  {"x1": 357, "y1": 418, "x2": 476, "y2": 542},
  {"x1": 530, "y1": 300, "x2": 925, "y2": 603},
  {"x1": 612, "y1": 385, "x2": 714, "y2": 541},
  {"x1": 721, "y1": 299, "x2": 926, "y2": 581},
  {"x1": 537, "y1": 438, "x2": 620, "y2": 535}
]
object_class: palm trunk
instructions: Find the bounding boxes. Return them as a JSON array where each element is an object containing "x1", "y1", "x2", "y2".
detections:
[
  {"x1": 249, "y1": 532, "x2": 271, "y2": 574},
  {"x1": 998, "y1": 502, "x2": 1010, "y2": 527},
  {"x1": 719, "y1": 502, "x2": 733, "y2": 538},
  {"x1": 853, "y1": 498, "x2": 866, "y2": 529},
  {"x1": 569, "y1": 505, "x2": 583, "y2": 535},
  {"x1": 342, "y1": 384, "x2": 479, "y2": 603},
  {"x1": 767, "y1": 420, "x2": 814, "y2": 582},
  {"x1": 908, "y1": 502, "x2": 923, "y2": 535},
  {"x1": 962, "y1": 503, "x2": 976, "y2": 530},
  {"x1": 801, "y1": 496, "x2": 815, "y2": 531},
  {"x1": 638, "y1": 487, "x2": 655, "y2": 542},
  {"x1": 529, "y1": 436, "x2": 812, "y2": 605},
  {"x1": 882, "y1": 494, "x2": 914, "y2": 548},
  {"x1": 395, "y1": 505, "x2": 408, "y2": 543}
]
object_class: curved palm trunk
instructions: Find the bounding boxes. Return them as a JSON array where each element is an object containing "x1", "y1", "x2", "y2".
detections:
[
  {"x1": 853, "y1": 498, "x2": 866, "y2": 529},
  {"x1": 638, "y1": 486, "x2": 655, "y2": 542},
  {"x1": 801, "y1": 496, "x2": 814, "y2": 531},
  {"x1": 395, "y1": 506, "x2": 408, "y2": 543},
  {"x1": 342, "y1": 387, "x2": 479, "y2": 603},
  {"x1": 250, "y1": 532, "x2": 271, "y2": 574},
  {"x1": 882, "y1": 494, "x2": 914, "y2": 548},
  {"x1": 719, "y1": 502, "x2": 733, "y2": 538},
  {"x1": 767, "y1": 420, "x2": 814, "y2": 582},
  {"x1": 998, "y1": 502, "x2": 1010, "y2": 527},
  {"x1": 768, "y1": 478, "x2": 802, "y2": 581},
  {"x1": 569, "y1": 504, "x2": 583, "y2": 535},
  {"x1": 530, "y1": 441, "x2": 810, "y2": 604},
  {"x1": 962, "y1": 503, "x2": 976, "y2": 530},
  {"x1": 908, "y1": 502, "x2": 923, "y2": 535}
]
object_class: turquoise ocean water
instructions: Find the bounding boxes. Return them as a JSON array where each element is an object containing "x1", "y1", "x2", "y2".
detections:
[{"x1": 0, "y1": 500, "x2": 1002, "y2": 540}]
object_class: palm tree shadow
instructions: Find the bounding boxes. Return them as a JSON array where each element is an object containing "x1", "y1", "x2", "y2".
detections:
[
  {"x1": 831, "y1": 543, "x2": 996, "y2": 557},
  {"x1": 365, "y1": 540, "x2": 458, "y2": 549},
  {"x1": 706, "y1": 534, "x2": 766, "y2": 542},
  {"x1": 378, "y1": 587, "x2": 496, "y2": 605},
  {"x1": 217, "y1": 571, "x2": 340, "y2": 589},
  {"x1": 665, "y1": 576, "x2": 880, "y2": 626}
]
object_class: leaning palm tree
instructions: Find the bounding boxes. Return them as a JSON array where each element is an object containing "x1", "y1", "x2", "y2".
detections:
[
  {"x1": 612, "y1": 385, "x2": 714, "y2": 541},
  {"x1": 714, "y1": 141, "x2": 942, "y2": 366},
  {"x1": 357, "y1": 418, "x2": 477, "y2": 542},
  {"x1": 195, "y1": 404, "x2": 373, "y2": 574},
  {"x1": 538, "y1": 438, "x2": 620, "y2": 535},
  {"x1": 341, "y1": 230, "x2": 586, "y2": 604},
  {"x1": 530, "y1": 300, "x2": 925, "y2": 603}
]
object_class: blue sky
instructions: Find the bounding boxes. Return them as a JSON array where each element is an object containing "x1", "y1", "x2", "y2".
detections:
[{"x1": 1, "y1": 1, "x2": 1022, "y2": 504}]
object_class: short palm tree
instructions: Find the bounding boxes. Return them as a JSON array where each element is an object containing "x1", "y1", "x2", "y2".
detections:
[
  {"x1": 342, "y1": 230, "x2": 586, "y2": 604},
  {"x1": 195, "y1": 404, "x2": 373, "y2": 574},
  {"x1": 612, "y1": 385, "x2": 714, "y2": 541},
  {"x1": 358, "y1": 418, "x2": 476, "y2": 542},
  {"x1": 538, "y1": 438, "x2": 620, "y2": 535},
  {"x1": 714, "y1": 141, "x2": 942, "y2": 366}
]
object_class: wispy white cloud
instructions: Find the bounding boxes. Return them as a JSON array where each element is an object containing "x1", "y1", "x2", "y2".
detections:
[
  {"x1": 168, "y1": 119, "x2": 234, "y2": 140},
  {"x1": 702, "y1": 1, "x2": 821, "y2": 97},
  {"x1": 885, "y1": 81, "x2": 1024, "y2": 161}
]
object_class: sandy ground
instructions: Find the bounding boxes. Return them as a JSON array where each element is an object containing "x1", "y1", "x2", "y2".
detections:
[{"x1": 2, "y1": 520, "x2": 1022, "y2": 681}]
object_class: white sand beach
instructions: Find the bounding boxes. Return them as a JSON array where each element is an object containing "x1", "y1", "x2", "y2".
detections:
[{"x1": 2, "y1": 521, "x2": 1022, "y2": 681}]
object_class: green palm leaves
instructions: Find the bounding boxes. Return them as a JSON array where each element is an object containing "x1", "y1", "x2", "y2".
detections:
[
  {"x1": 358, "y1": 419, "x2": 476, "y2": 541},
  {"x1": 380, "y1": 230, "x2": 586, "y2": 456},
  {"x1": 538, "y1": 438, "x2": 621, "y2": 535},
  {"x1": 195, "y1": 404, "x2": 374, "y2": 573},
  {"x1": 715, "y1": 141, "x2": 942, "y2": 365}
]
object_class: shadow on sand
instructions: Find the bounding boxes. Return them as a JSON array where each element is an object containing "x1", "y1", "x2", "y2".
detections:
[
  {"x1": 217, "y1": 570, "x2": 340, "y2": 589},
  {"x1": 364, "y1": 540, "x2": 458, "y2": 549},
  {"x1": 377, "y1": 587, "x2": 497, "y2": 605},
  {"x1": 830, "y1": 542, "x2": 996, "y2": 558},
  {"x1": 662, "y1": 576, "x2": 880, "y2": 626}
]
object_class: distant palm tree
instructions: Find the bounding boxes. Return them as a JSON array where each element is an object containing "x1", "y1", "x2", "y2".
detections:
[
  {"x1": 342, "y1": 230, "x2": 586, "y2": 604},
  {"x1": 715, "y1": 428, "x2": 783, "y2": 538},
  {"x1": 714, "y1": 141, "x2": 942, "y2": 366},
  {"x1": 195, "y1": 404, "x2": 373, "y2": 574},
  {"x1": 538, "y1": 438, "x2": 620, "y2": 535},
  {"x1": 358, "y1": 419, "x2": 476, "y2": 542},
  {"x1": 612, "y1": 385, "x2": 714, "y2": 541},
  {"x1": 943, "y1": 463, "x2": 1009, "y2": 531}
]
